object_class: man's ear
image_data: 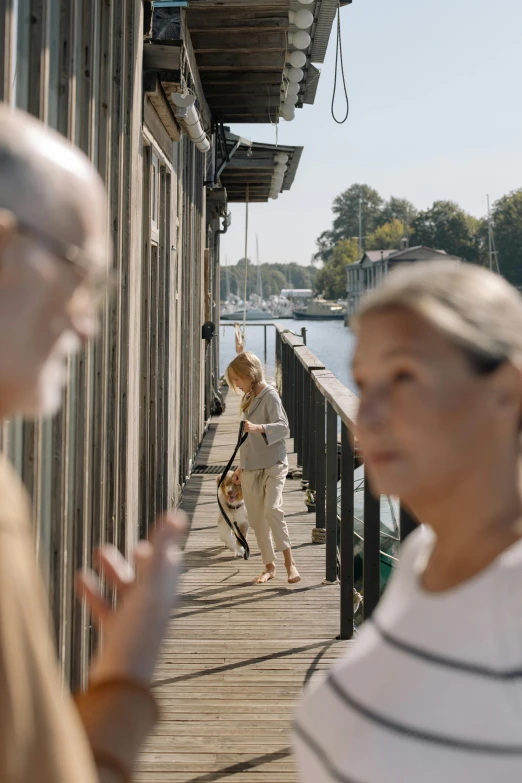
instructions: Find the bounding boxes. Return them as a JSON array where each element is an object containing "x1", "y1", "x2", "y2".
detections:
[
  {"x1": 0, "y1": 209, "x2": 17, "y2": 261},
  {"x1": 489, "y1": 362, "x2": 522, "y2": 425}
]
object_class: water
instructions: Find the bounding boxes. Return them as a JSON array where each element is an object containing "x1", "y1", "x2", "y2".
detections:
[{"x1": 219, "y1": 319, "x2": 357, "y2": 393}]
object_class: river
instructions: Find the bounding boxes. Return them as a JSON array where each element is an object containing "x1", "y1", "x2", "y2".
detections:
[{"x1": 219, "y1": 319, "x2": 357, "y2": 393}]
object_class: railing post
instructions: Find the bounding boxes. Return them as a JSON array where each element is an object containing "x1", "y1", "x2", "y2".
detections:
[
  {"x1": 296, "y1": 359, "x2": 304, "y2": 467},
  {"x1": 302, "y1": 369, "x2": 311, "y2": 483},
  {"x1": 308, "y1": 376, "x2": 317, "y2": 493},
  {"x1": 325, "y1": 402, "x2": 338, "y2": 583},
  {"x1": 400, "y1": 506, "x2": 418, "y2": 541},
  {"x1": 314, "y1": 384, "x2": 326, "y2": 531},
  {"x1": 340, "y1": 422, "x2": 354, "y2": 639},
  {"x1": 363, "y1": 476, "x2": 381, "y2": 620}
]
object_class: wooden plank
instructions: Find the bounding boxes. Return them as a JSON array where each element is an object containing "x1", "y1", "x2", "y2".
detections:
[
  {"x1": 144, "y1": 74, "x2": 181, "y2": 143},
  {"x1": 139, "y1": 390, "x2": 351, "y2": 783},
  {"x1": 312, "y1": 370, "x2": 359, "y2": 434}
]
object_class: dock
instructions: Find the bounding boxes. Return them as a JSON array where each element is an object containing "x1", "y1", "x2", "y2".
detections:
[{"x1": 137, "y1": 390, "x2": 351, "y2": 782}]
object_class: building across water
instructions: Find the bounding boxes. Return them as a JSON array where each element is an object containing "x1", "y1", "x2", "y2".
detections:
[{"x1": 345, "y1": 244, "x2": 463, "y2": 321}]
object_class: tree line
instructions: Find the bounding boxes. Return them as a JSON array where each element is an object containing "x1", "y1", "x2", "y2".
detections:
[
  {"x1": 315, "y1": 184, "x2": 522, "y2": 299},
  {"x1": 220, "y1": 258, "x2": 318, "y2": 301}
]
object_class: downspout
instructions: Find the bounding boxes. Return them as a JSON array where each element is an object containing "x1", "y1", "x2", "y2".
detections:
[{"x1": 170, "y1": 92, "x2": 211, "y2": 153}]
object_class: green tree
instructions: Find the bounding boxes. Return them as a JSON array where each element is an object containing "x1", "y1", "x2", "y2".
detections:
[
  {"x1": 315, "y1": 184, "x2": 383, "y2": 261},
  {"x1": 380, "y1": 197, "x2": 417, "y2": 229},
  {"x1": 315, "y1": 238, "x2": 359, "y2": 300},
  {"x1": 410, "y1": 200, "x2": 480, "y2": 261},
  {"x1": 366, "y1": 219, "x2": 406, "y2": 251},
  {"x1": 491, "y1": 189, "x2": 522, "y2": 288}
]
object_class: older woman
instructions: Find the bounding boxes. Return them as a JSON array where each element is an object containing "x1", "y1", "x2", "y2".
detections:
[{"x1": 294, "y1": 261, "x2": 522, "y2": 783}]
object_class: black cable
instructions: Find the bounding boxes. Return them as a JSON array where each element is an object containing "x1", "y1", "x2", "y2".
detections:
[{"x1": 331, "y1": 0, "x2": 349, "y2": 124}]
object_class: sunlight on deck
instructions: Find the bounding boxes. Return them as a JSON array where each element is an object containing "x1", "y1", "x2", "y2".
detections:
[{"x1": 137, "y1": 391, "x2": 351, "y2": 782}]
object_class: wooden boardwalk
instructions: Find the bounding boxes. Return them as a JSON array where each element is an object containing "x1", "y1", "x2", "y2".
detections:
[{"x1": 137, "y1": 391, "x2": 351, "y2": 783}]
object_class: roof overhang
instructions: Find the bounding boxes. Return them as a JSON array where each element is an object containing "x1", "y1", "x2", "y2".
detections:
[
  {"x1": 183, "y1": 0, "x2": 352, "y2": 124},
  {"x1": 218, "y1": 132, "x2": 302, "y2": 203}
]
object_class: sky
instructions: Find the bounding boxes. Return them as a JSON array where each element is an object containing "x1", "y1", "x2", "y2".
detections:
[{"x1": 220, "y1": 0, "x2": 522, "y2": 267}]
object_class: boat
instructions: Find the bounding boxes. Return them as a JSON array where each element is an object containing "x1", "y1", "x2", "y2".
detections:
[
  {"x1": 220, "y1": 308, "x2": 275, "y2": 321},
  {"x1": 293, "y1": 299, "x2": 346, "y2": 320},
  {"x1": 337, "y1": 464, "x2": 400, "y2": 621}
]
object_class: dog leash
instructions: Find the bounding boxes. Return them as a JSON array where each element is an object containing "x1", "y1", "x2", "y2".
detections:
[{"x1": 217, "y1": 421, "x2": 250, "y2": 560}]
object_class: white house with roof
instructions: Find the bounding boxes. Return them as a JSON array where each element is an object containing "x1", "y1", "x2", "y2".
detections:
[{"x1": 345, "y1": 244, "x2": 463, "y2": 320}]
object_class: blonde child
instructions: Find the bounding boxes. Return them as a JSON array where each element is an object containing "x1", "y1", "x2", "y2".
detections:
[{"x1": 226, "y1": 352, "x2": 301, "y2": 585}]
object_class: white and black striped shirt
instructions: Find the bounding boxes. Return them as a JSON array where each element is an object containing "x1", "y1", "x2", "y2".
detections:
[{"x1": 294, "y1": 528, "x2": 522, "y2": 783}]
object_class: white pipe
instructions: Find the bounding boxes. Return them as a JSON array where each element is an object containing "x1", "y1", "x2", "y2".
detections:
[{"x1": 170, "y1": 92, "x2": 211, "y2": 153}]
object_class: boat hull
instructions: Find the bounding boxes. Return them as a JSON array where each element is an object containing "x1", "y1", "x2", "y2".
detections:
[
  {"x1": 220, "y1": 311, "x2": 275, "y2": 321},
  {"x1": 293, "y1": 311, "x2": 345, "y2": 320}
]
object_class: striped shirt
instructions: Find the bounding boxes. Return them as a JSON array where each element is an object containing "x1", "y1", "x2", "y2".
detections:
[{"x1": 294, "y1": 527, "x2": 522, "y2": 783}]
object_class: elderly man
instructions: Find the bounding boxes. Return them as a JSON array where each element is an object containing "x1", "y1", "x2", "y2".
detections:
[{"x1": 0, "y1": 105, "x2": 184, "y2": 781}]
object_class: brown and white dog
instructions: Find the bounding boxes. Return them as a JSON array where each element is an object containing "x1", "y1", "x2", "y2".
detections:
[{"x1": 216, "y1": 472, "x2": 249, "y2": 557}]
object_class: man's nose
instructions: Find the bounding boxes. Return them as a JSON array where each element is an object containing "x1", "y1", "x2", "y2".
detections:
[{"x1": 68, "y1": 288, "x2": 100, "y2": 342}]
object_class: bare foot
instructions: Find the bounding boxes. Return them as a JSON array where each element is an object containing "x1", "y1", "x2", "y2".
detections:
[
  {"x1": 287, "y1": 563, "x2": 301, "y2": 584},
  {"x1": 253, "y1": 567, "x2": 275, "y2": 584}
]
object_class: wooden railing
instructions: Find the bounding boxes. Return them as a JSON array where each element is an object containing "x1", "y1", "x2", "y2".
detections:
[{"x1": 275, "y1": 324, "x2": 416, "y2": 639}]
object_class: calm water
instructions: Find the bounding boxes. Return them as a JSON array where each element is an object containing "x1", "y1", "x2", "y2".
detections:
[{"x1": 219, "y1": 319, "x2": 357, "y2": 393}]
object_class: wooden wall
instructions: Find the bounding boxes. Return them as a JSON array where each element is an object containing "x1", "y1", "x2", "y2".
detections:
[{"x1": 0, "y1": 0, "x2": 217, "y2": 689}]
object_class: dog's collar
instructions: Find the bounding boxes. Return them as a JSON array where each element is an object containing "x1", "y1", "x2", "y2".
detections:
[{"x1": 225, "y1": 499, "x2": 245, "y2": 510}]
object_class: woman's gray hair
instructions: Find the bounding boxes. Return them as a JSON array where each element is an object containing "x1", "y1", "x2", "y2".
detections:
[{"x1": 352, "y1": 261, "x2": 522, "y2": 374}]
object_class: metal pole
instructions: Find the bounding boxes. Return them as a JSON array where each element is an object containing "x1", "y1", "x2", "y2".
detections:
[
  {"x1": 264, "y1": 324, "x2": 267, "y2": 365},
  {"x1": 363, "y1": 475, "x2": 381, "y2": 620},
  {"x1": 340, "y1": 422, "x2": 354, "y2": 639},
  {"x1": 325, "y1": 403, "x2": 338, "y2": 582}
]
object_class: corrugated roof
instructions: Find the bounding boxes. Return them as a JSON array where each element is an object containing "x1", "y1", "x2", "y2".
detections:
[
  {"x1": 219, "y1": 133, "x2": 303, "y2": 203},
  {"x1": 310, "y1": 0, "x2": 352, "y2": 64},
  {"x1": 302, "y1": 64, "x2": 321, "y2": 105}
]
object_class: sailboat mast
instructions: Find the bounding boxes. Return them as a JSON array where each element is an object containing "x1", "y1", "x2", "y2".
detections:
[
  {"x1": 487, "y1": 195, "x2": 494, "y2": 272},
  {"x1": 225, "y1": 255, "x2": 231, "y2": 299},
  {"x1": 256, "y1": 234, "x2": 263, "y2": 300},
  {"x1": 486, "y1": 195, "x2": 500, "y2": 274}
]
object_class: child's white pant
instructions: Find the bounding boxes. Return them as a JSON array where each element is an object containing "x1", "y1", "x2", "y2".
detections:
[{"x1": 241, "y1": 462, "x2": 291, "y2": 564}]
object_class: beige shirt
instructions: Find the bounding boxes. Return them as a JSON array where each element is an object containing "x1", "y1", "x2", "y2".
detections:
[
  {"x1": 240, "y1": 386, "x2": 289, "y2": 470},
  {"x1": 0, "y1": 454, "x2": 157, "y2": 783}
]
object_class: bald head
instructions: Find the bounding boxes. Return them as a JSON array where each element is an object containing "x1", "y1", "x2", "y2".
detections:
[
  {"x1": 0, "y1": 104, "x2": 108, "y2": 273},
  {"x1": 0, "y1": 106, "x2": 110, "y2": 419}
]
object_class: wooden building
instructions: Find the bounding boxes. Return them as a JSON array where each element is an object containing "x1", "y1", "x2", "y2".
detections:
[
  {"x1": 0, "y1": 0, "x2": 347, "y2": 687},
  {"x1": 345, "y1": 245, "x2": 463, "y2": 319}
]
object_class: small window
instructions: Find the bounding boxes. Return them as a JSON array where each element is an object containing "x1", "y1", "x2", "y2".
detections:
[{"x1": 151, "y1": 153, "x2": 160, "y2": 243}]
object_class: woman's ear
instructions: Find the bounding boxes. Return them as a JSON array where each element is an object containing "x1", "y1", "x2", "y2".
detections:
[
  {"x1": 489, "y1": 363, "x2": 522, "y2": 426},
  {"x1": 0, "y1": 209, "x2": 18, "y2": 262}
]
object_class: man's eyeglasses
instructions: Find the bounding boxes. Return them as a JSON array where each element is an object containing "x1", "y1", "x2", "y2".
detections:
[{"x1": 14, "y1": 218, "x2": 117, "y2": 308}]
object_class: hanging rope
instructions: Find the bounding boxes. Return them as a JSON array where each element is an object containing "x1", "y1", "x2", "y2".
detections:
[
  {"x1": 331, "y1": 0, "x2": 349, "y2": 124},
  {"x1": 235, "y1": 184, "x2": 249, "y2": 354}
]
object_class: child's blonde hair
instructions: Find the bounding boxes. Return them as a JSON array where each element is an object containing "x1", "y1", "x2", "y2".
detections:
[{"x1": 226, "y1": 352, "x2": 266, "y2": 412}]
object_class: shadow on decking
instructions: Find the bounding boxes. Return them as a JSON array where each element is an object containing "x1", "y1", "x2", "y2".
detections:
[
  {"x1": 152, "y1": 639, "x2": 337, "y2": 688},
  {"x1": 183, "y1": 748, "x2": 292, "y2": 783}
]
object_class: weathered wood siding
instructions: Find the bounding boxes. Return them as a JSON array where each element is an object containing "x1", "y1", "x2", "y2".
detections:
[{"x1": 0, "y1": 0, "x2": 218, "y2": 689}]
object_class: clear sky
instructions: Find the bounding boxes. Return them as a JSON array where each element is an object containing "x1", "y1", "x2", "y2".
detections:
[{"x1": 221, "y1": 0, "x2": 522, "y2": 267}]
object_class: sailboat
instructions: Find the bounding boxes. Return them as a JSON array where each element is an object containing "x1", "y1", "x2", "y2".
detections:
[{"x1": 220, "y1": 238, "x2": 275, "y2": 321}]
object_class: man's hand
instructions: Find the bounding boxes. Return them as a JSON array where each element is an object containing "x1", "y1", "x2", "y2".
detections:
[
  {"x1": 243, "y1": 420, "x2": 264, "y2": 434},
  {"x1": 76, "y1": 512, "x2": 187, "y2": 686}
]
